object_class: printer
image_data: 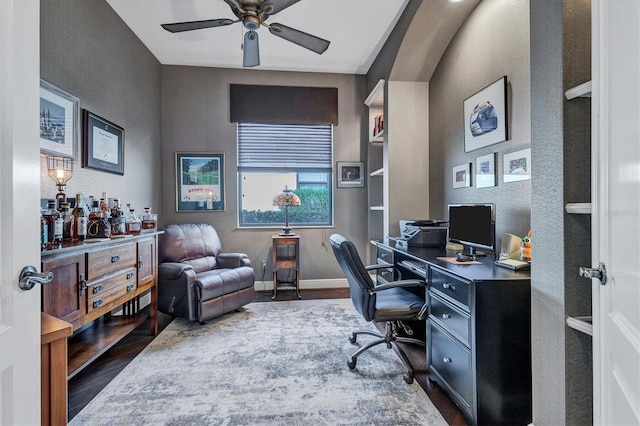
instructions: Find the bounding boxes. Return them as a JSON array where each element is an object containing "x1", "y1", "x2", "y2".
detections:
[{"x1": 388, "y1": 220, "x2": 448, "y2": 249}]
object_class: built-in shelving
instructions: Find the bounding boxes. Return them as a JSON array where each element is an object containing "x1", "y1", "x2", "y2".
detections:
[
  {"x1": 566, "y1": 316, "x2": 593, "y2": 336},
  {"x1": 370, "y1": 206, "x2": 384, "y2": 211},
  {"x1": 565, "y1": 202, "x2": 591, "y2": 214},
  {"x1": 565, "y1": 80, "x2": 592, "y2": 100},
  {"x1": 370, "y1": 130, "x2": 384, "y2": 143},
  {"x1": 370, "y1": 168, "x2": 384, "y2": 177}
]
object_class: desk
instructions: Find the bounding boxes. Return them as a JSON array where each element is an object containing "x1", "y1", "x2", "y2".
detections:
[
  {"x1": 272, "y1": 234, "x2": 300, "y2": 299},
  {"x1": 376, "y1": 243, "x2": 532, "y2": 426}
]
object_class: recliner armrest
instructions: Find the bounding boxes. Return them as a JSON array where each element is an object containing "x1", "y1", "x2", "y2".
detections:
[
  {"x1": 216, "y1": 253, "x2": 252, "y2": 269},
  {"x1": 159, "y1": 262, "x2": 195, "y2": 280}
]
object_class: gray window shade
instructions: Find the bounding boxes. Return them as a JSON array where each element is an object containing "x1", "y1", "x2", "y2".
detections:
[{"x1": 238, "y1": 123, "x2": 332, "y2": 170}]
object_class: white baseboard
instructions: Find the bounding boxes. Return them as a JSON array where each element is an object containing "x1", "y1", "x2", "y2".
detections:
[{"x1": 254, "y1": 278, "x2": 348, "y2": 291}]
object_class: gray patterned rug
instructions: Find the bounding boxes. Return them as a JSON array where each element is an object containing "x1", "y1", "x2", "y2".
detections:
[{"x1": 70, "y1": 298, "x2": 446, "y2": 425}]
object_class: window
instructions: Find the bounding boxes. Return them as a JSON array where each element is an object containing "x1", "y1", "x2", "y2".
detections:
[{"x1": 238, "y1": 123, "x2": 333, "y2": 228}]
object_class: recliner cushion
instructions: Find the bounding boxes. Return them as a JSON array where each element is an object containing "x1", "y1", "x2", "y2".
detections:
[{"x1": 196, "y1": 266, "x2": 255, "y2": 301}]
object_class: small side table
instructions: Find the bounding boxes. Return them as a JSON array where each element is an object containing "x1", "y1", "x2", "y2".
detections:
[
  {"x1": 272, "y1": 234, "x2": 301, "y2": 300},
  {"x1": 41, "y1": 312, "x2": 72, "y2": 426}
]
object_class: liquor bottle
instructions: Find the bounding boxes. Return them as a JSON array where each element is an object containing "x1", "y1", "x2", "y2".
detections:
[
  {"x1": 60, "y1": 202, "x2": 74, "y2": 242},
  {"x1": 40, "y1": 209, "x2": 48, "y2": 250},
  {"x1": 43, "y1": 200, "x2": 61, "y2": 247},
  {"x1": 110, "y1": 198, "x2": 126, "y2": 235},
  {"x1": 141, "y1": 207, "x2": 157, "y2": 231},
  {"x1": 100, "y1": 192, "x2": 109, "y2": 216},
  {"x1": 125, "y1": 208, "x2": 142, "y2": 235},
  {"x1": 72, "y1": 193, "x2": 87, "y2": 241}
]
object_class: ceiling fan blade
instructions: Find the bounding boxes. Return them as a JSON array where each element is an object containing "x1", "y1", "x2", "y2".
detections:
[
  {"x1": 243, "y1": 30, "x2": 260, "y2": 67},
  {"x1": 268, "y1": 23, "x2": 330, "y2": 54},
  {"x1": 261, "y1": 0, "x2": 301, "y2": 16},
  {"x1": 161, "y1": 18, "x2": 234, "y2": 33}
]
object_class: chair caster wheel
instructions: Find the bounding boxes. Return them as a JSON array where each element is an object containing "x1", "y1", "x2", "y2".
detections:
[
  {"x1": 347, "y1": 358, "x2": 357, "y2": 369},
  {"x1": 403, "y1": 374, "x2": 414, "y2": 384},
  {"x1": 349, "y1": 334, "x2": 357, "y2": 344}
]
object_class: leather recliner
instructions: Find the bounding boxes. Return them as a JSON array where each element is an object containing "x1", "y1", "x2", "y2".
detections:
[{"x1": 158, "y1": 223, "x2": 256, "y2": 323}]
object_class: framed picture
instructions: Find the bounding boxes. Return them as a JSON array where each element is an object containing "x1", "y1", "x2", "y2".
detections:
[
  {"x1": 83, "y1": 110, "x2": 125, "y2": 174},
  {"x1": 503, "y1": 148, "x2": 531, "y2": 183},
  {"x1": 475, "y1": 153, "x2": 497, "y2": 188},
  {"x1": 40, "y1": 80, "x2": 79, "y2": 160},
  {"x1": 175, "y1": 152, "x2": 226, "y2": 211},
  {"x1": 464, "y1": 76, "x2": 508, "y2": 152},
  {"x1": 337, "y1": 161, "x2": 365, "y2": 188},
  {"x1": 452, "y1": 163, "x2": 472, "y2": 188}
]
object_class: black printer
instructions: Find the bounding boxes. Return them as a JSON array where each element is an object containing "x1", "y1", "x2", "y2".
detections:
[{"x1": 388, "y1": 220, "x2": 448, "y2": 249}]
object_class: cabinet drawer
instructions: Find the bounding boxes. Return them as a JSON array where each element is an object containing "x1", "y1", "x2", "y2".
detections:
[
  {"x1": 429, "y1": 322, "x2": 472, "y2": 410},
  {"x1": 89, "y1": 267, "x2": 137, "y2": 297},
  {"x1": 376, "y1": 245, "x2": 393, "y2": 264},
  {"x1": 429, "y1": 293, "x2": 470, "y2": 346},
  {"x1": 377, "y1": 267, "x2": 394, "y2": 284},
  {"x1": 429, "y1": 268, "x2": 470, "y2": 309},
  {"x1": 87, "y1": 283, "x2": 134, "y2": 313},
  {"x1": 87, "y1": 244, "x2": 137, "y2": 280}
]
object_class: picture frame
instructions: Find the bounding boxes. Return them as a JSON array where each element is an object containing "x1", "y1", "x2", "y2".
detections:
[
  {"x1": 475, "y1": 153, "x2": 497, "y2": 188},
  {"x1": 452, "y1": 163, "x2": 472, "y2": 188},
  {"x1": 40, "y1": 80, "x2": 79, "y2": 160},
  {"x1": 175, "y1": 152, "x2": 226, "y2": 211},
  {"x1": 503, "y1": 148, "x2": 531, "y2": 183},
  {"x1": 337, "y1": 161, "x2": 365, "y2": 188},
  {"x1": 464, "y1": 76, "x2": 508, "y2": 152},
  {"x1": 83, "y1": 110, "x2": 125, "y2": 174}
]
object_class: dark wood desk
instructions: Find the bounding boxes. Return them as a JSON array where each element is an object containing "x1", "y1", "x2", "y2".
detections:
[{"x1": 376, "y1": 243, "x2": 532, "y2": 426}]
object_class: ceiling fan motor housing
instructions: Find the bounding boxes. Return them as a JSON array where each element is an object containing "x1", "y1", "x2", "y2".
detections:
[{"x1": 243, "y1": 15, "x2": 261, "y2": 30}]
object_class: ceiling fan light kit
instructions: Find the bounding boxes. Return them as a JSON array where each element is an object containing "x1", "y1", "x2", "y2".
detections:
[{"x1": 161, "y1": 0, "x2": 330, "y2": 67}]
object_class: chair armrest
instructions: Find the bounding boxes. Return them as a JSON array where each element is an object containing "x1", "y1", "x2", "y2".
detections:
[
  {"x1": 217, "y1": 253, "x2": 252, "y2": 269},
  {"x1": 365, "y1": 263, "x2": 393, "y2": 271},
  {"x1": 158, "y1": 262, "x2": 195, "y2": 281},
  {"x1": 371, "y1": 279, "x2": 426, "y2": 293}
]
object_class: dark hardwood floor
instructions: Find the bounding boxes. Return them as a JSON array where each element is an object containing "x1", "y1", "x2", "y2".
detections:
[{"x1": 68, "y1": 288, "x2": 467, "y2": 425}]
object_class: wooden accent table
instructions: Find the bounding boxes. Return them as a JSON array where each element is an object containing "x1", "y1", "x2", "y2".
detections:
[
  {"x1": 272, "y1": 234, "x2": 300, "y2": 299},
  {"x1": 41, "y1": 312, "x2": 72, "y2": 426}
]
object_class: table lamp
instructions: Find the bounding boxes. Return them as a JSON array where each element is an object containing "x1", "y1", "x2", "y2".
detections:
[
  {"x1": 272, "y1": 185, "x2": 301, "y2": 236},
  {"x1": 46, "y1": 156, "x2": 73, "y2": 209}
]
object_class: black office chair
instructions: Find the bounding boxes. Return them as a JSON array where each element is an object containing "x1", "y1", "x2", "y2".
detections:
[{"x1": 329, "y1": 234, "x2": 427, "y2": 384}]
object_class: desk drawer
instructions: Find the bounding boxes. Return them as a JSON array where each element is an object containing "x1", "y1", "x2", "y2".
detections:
[
  {"x1": 429, "y1": 322, "x2": 472, "y2": 410},
  {"x1": 89, "y1": 267, "x2": 137, "y2": 297},
  {"x1": 429, "y1": 293, "x2": 470, "y2": 346},
  {"x1": 87, "y1": 284, "x2": 131, "y2": 313},
  {"x1": 376, "y1": 245, "x2": 393, "y2": 264},
  {"x1": 87, "y1": 244, "x2": 136, "y2": 280},
  {"x1": 430, "y1": 268, "x2": 470, "y2": 309}
]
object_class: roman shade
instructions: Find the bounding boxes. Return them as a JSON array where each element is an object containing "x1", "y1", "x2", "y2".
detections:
[{"x1": 230, "y1": 84, "x2": 338, "y2": 125}]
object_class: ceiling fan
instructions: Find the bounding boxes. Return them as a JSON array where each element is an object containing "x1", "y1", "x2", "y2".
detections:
[{"x1": 161, "y1": 0, "x2": 330, "y2": 67}]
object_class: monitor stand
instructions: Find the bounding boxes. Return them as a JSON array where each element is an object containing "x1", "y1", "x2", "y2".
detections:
[{"x1": 457, "y1": 246, "x2": 488, "y2": 261}]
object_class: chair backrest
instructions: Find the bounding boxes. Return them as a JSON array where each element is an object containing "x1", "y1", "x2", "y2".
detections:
[
  {"x1": 159, "y1": 223, "x2": 222, "y2": 273},
  {"x1": 329, "y1": 234, "x2": 376, "y2": 321}
]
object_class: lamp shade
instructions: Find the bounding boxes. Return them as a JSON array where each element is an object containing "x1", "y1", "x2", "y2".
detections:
[
  {"x1": 272, "y1": 185, "x2": 301, "y2": 207},
  {"x1": 46, "y1": 156, "x2": 73, "y2": 186}
]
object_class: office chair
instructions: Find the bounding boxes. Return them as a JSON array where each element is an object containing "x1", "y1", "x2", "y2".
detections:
[{"x1": 329, "y1": 234, "x2": 427, "y2": 384}]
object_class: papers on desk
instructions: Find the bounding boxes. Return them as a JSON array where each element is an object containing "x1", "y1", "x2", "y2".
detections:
[{"x1": 495, "y1": 258, "x2": 530, "y2": 271}]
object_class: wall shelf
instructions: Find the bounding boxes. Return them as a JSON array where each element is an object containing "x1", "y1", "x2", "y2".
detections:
[
  {"x1": 370, "y1": 130, "x2": 384, "y2": 143},
  {"x1": 370, "y1": 206, "x2": 384, "y2": 211},
  {"x1": 565, "y1": 81, "x2": 592, "y2": 100},
  {"x1": 565, "y1": 203, "x2": 591, "y2": 214},
  {"x1": 566, "y1": 316, "x2": 593, "y2": 336},
  {"x1": 370, "y1": 168, "x2": 384, "y2": 177}
]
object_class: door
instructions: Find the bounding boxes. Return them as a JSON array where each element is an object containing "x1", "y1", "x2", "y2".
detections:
[
  {"x1": 0, "y1": 0, "x2": 42, "y2": 424},
  {"x1": 592, "y1": 1, "x2": 640, "y2": 424}
]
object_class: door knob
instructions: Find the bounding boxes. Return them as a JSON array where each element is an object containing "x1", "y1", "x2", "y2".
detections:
[
  {"x1": 579, "y1": 262, "x2": 607, "y2": 285},
  {"x1": 19, "y1": 265, "x2": 53, "y2": 291}
]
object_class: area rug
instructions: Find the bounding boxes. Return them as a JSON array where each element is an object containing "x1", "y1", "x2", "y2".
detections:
[{"x1": 70, "y1": 298, "x2": 446, "y2": 426}]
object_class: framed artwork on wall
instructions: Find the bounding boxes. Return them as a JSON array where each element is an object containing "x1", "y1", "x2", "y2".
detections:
[
  {"x1": 503, "y1": 148, "x2": 531, "y2": 183},
  {"x1": 336, "y1": 161, "x2": 365, "y2": 188},
  {"x1": 40, "y1": 80, "x2": 79, "y2": 160},
  {"x1": 464, "y1": 76, "x2": 508, "y2": 152},
  {"x1": 83, "y1": 110, "x2": 125, "y2": 174},
  {"x1": 175, "y1": 152, "x2": 226, "y2": 211},
  {"x1": 475, "y1": 153, "x2": 497, "y2": 188},
  {"x1": 452, "y1": 163, "x2": 472, "y2": 188}
]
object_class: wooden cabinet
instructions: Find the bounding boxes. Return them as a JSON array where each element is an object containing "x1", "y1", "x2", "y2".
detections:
[
  {"x1": 272, "y1": 234, "x2": 300, "y2": 299},
  {"x1": 385, "y1": 244, "x2": 532, "y2": 425},
  {"x1": 41, "y1": 313, "x2": 72, "y2": 426},
  {"x1": 41, "y1": 233, "x2": 160, "y2": 378}
]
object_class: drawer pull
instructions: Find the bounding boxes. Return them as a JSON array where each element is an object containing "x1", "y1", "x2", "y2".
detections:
[
  {"x1": 79, "y1": 273, "x2": 87, "y2": 296},
  {"x1": 93, "y1": 299, "x2": 103, "y2": 309},
  {"x1": 442, "y1": 282, "x2": 456, "y2": 291},
  {"x1": 126, "y1": 272, "x2": 134, "y2": 280},
  {"x1": 126, "y1": 284, "x2": 135, "y2": 292},
  {"x1": 111, "y1": 255, "x2": 120, "y2": 263},
  {"x1": 138, "y1": 256, "x2": 144, "y2": 270},
  {"x1": 93, "y1": 284, "x2": 103, "y2": 294},
  {"x1": 443, "y1": 357, "x2": 452, "y2": 363},
  {"x1": 442, "y1": 313, "x2": 451, "y2": 319}
]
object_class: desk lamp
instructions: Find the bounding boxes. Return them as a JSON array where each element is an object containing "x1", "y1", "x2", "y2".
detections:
[
  {"x1": 46, "y1": 156, "x2": 73, "y2": 209},
  {"x1": 272, "y1": 185, "x2": 301, "y2": 236}
]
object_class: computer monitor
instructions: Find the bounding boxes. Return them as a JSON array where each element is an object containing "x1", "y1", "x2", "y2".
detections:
[{"x1": 447, "y1": 203, "x2": 496, "y2": 257}]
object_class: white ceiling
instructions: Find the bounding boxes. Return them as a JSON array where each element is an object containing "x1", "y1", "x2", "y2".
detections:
[{"x1": 106, "y1": 0, "x2": 410, "y2": 75}]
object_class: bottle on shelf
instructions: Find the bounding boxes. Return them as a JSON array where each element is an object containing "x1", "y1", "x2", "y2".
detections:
[
  {"x1": 125, "y1": 208, "x2": 142, "y2": 235},
  {"x1": 110, "y1": 198, "x2": 126, "y2": 236},
  {"x1": 141, "y1": 207, "x2": 157, "y2": 232},
  {"x1": 99, "y1": 192, "x2": 109, "y2": 216},
  {"x1": 40, "y1": 209, "x2": 48, "y2": 251},
  {"x1": 60, "y1": 202, "x2": 74, "y2": 243},
  {"x1": 72, "y1": 193, "x2": 87, "y2": 241},
  {"x1": 42, "y1": 200, "x2": 59, "y2": 247}
]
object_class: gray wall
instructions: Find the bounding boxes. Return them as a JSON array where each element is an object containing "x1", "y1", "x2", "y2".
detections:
[
  {"x1": 161, "y1": 66, "x2": 368, "y2": 282},
  {"x1": 40, "y1": 0, "x2": 162, "y2": 213},
  {"x1": 429, "y1": 0, "x2": 532, "y2": 241}
]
